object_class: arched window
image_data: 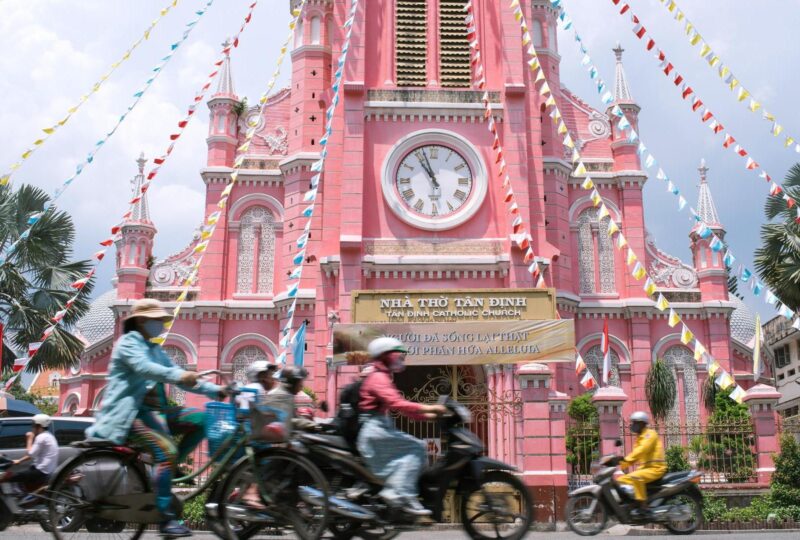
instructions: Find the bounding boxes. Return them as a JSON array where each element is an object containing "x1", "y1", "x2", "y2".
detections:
[
  {"x1": 236, "y1": 206, "x2": 276, "y2": 294},
  {"x1": 547, "y1": 22, "x2": 557, "y2": 50},
  {"x1": 532, "y1": 20, "x2": 544, "y2": 47},
  {"x1": 294, "y1": 19, "x2": 304, "y2": 48},
  {"x1": 164, "y1": 346, "x2": 188, "y2": 405},
  {"x1": 662, "y1": 345, "x2": 700, "y2": 446},
  {"x1": 49, "y1": 373, "x2": 61, "y2": 389},
  {"x1": 62, "y1": 394, "x2": 80, "y2": 417},
  {"x1": 584, "y1": 344, "x2": 621, "y2": 387},
  {"x1": 232, "y1": 346, "x2": 268, "y2": 384},
  {"x1": 216, "y1": 113, "x2": 226, "y2": 133},
  {"x1": 577, "y1": 207, "x2": 616, "y2": 294},
  {"x1": 310, "y1": 16, "x2": 321, "y2": 45}
]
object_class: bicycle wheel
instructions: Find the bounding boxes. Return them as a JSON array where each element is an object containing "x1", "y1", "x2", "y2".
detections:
[
  {"x1": 219, "y1": 449, "x2": 330, "y2": 540},
  {"x1": 48, "y1": 449, "x2": 149, "y2": 540}
]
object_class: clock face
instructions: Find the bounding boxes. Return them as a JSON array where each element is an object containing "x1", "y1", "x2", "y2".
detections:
[{"x1": 395, "y1": 145, "x2": 473, "y2": 219}]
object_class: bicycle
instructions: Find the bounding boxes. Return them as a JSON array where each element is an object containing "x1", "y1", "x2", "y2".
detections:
[{"x1": 45, "y1": 370, "x2": 330, "y2": 540}]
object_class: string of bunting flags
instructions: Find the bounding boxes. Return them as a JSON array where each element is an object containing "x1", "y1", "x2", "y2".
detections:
[
  {"x1": 654, "y1": 0, "x2": 800, "y2": 156},
  {"x1": 550, "y1": 0, "x2": 800, "y2": 331},
  {"x1": 275, "y1": 0, "x2": 361, "y2": 365},
  {"x1": 153, "y1": 2, "x2": 306, "y2": 346},
  {"x1": 0, "y1": 0, "x2": 185, "y2": 187},
  {"x1": 7, "y1": 1, "x2": 261, "y2": 381},
  {"x1": 511, "y1": 0, "x2": 746, "y2": 403},
  {"x1": 596, "y1": 0, "x2": 800, "y2": 220},
  {"x1": 462, "y1": 0, "x2": 546, "y2": 288},
  {"x1": 0, "y1": 0, "x2": 216, "y2": 267}
]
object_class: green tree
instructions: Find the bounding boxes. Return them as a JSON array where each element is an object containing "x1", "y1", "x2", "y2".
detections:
[
  {"x1": 771, "y1": 434, "x2": 800, "y2": 508},
  {"x1": 696, "y1": 388, "x2": 756, "y2": 483},
  {"x1": 0, "y1": 369, "x2": 57, "y2": 415},
  {"x1": 565, "y1": 393, "x2": 599, "y2": 475},
  {"x1": 0, "y1": 184, "x2": 94, "y2": 372},
  {"x1": 701, "y1": 375, "x2": 718, "y2": 413},
  {"x1": 665, "y1": 445, "x2": 691, "y2": 472},
  {"x1": 645, "y1": 359, "x2": 676, "y2": 423},
  {"x1": 754, "y1": 163, "x2": 800, "y2": 311}
]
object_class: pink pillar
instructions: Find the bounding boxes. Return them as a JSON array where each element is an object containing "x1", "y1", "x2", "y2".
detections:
[
  {"x1": 548, "y1": 389, "x2": 570, "y2": 523},
  {"x1": 743, "y1": 384, "x2": 782, "y2": 485},
  {"x1": 517, "y1": 363, "x2": 566, "y2": 524},
  {"x1": 592, "y1": 386, "x2": 628, "y2": 455}
]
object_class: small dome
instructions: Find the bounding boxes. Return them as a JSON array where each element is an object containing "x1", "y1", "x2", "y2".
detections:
[
  {"x1": 76, "y1": 289, "x2": 117, "y2": 345},
  {"x1": 729, "y1": 296, "x2": 757, "y2": 346}
]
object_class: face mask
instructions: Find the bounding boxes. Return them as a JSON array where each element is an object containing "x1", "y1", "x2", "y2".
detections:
[
  {"x1": 388, "y1": 355, "x2": 406, "y2": 373},
  {"x1": 142, "y1": 319, "x2": 165, "y2": 338}
]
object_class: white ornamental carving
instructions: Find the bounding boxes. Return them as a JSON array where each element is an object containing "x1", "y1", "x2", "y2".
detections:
[
  {"x1": 261, "y1": 127, "x2": 288, "y2": 155},
  {"x1": 645, "y1": 232, "x2": 698, "y2": 289}
]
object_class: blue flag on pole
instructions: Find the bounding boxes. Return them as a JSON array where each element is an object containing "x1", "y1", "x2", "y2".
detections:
[{"x1": 292, "y1": 322, "x2": 307, "y2": 366}]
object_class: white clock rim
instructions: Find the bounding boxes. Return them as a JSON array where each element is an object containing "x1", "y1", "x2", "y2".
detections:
[{"x1": 381, "y1": 129, "x2": 488, "y2": 231}]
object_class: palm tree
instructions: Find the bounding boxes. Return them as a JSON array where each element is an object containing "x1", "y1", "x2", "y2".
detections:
[
  {"x1": 0, "y1": 183, "x2": 94, "y2": 372},
  {"x1": 645, "y1": 359, "x2": 676, "y2": 423},
  {"x1": 754, "y1": 163, "x2": 800, "y2": 311}
]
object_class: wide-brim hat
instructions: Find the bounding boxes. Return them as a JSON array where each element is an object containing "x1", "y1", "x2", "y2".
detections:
[{"x1": 124, "y1": 298, "x2": 172, "y2": 321}]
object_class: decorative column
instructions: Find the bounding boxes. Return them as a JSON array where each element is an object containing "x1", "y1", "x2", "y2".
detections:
[
  {"x1": 592, "y1": 386, "x2": 628, "y2": 455},
  {"x1": 518, "y1": 363, "x2": 565, "y2": 524},
  {"x1": 743, "y1": 384, "x2": 782, "y2": 485},
  {"x1": 548, "y1": 388, "x2": 570, "y2": 522}
]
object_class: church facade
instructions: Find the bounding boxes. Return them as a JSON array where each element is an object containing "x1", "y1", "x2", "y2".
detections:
[{"x1": 59, "y1": 0, "x2": 762, "y2": 502}]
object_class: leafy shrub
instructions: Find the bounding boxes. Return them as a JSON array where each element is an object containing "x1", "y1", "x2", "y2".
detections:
[
  {"x1": 665, "y1": 445, "x2": 691, "y2": 473},
  {"x1": 182, "y1": 493, "x2": 206, "y2": 527},
  {"x1": 695, "y1": 388, "x2": 755, "y2": 483},
  {"x1": 565, "y1": 394, "x2": 599, "y2": 475}
]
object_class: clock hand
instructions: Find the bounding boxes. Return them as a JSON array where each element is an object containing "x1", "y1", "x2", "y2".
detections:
[{"x1": 421, "y1": 149, "x2": 440, "y2": 188}]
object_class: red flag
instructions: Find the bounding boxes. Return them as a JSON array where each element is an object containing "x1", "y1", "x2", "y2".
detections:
[
  {"x1": 602, "y1": 319, "x2": 611, "y2": 385},
  {"x1": 646, "y1": 38, "x2": 655, "y2": 51},
  {"x1": 580, "y1": 371, "x2": 596, "y2": 390},
  {"x1": 575, "y1": 353, "x2": 587, "y2": 376},
  {"x1": 12, "y1": 358, "x2": 27, "y2": 373},
  {"x1": 28, "y1": 342, "x2": 43, "y2": 358}
]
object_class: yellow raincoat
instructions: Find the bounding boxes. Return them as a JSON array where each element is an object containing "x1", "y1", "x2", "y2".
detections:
[{"x1": 617, "y1": 427, "x2": 667, "y2": 501}]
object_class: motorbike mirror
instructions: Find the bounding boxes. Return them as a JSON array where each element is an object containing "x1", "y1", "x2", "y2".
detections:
[
  {"x1": 614, "y1": 439, "x2": 623, "y2": 447},
  {"x1": 319, "y1": 401, "x2": 329, "y2": 413},
  {"x1": 437, "y1": 394, "x2": 449, "y2": 405}
]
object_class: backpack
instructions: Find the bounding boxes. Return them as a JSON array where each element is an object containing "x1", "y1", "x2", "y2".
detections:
[{"x1": 335, "y1": 376, "x2": 368, "y2": 451}]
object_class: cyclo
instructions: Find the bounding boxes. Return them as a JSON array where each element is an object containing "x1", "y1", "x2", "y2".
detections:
[{"x1": 45, "y1": 370, "x2": 331, "y2": 540}]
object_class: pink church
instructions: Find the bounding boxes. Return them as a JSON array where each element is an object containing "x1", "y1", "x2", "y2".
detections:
[{"x1": 59, "y1": 0, "x2": 769, "y2": 518}]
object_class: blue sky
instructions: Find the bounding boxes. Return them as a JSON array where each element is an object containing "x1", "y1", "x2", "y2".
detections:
[{"x1": 1, "y1": 0, "x2": 798, "y2": 321}]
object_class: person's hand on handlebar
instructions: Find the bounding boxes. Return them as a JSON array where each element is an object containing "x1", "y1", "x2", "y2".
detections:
[
  {"x1": 422, "y1": 404, "x2": 447, "y2": 420},
  {"x1": 179, "y1": 371, "x2": 199, "y2": 387}
]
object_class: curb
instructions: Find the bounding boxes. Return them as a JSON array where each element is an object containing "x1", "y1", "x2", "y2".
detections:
[{"x1": 624, "y1": 527, "x2": 800, "y2": 536}]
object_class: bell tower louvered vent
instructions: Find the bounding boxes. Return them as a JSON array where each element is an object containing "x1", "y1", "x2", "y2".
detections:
[
  {"x1": 439, "y1": 0, "x2": 471, "y2": 88},
  {"x1": 396, "y1": 0, "x2": 427, "y2": 87}
]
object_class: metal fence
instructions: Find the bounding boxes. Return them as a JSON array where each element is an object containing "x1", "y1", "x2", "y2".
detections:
[
  {"x1": 621, "y1": 418, "x2": 758, "y2": 485},
  {"x1": 780, "y1": 414, "x2": 800, "y2": 442},
  {"x1": 566, "y1": 420, "x2": 600, "y2": 490}
]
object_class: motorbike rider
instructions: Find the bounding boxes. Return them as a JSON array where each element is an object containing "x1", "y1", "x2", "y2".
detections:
[
  {"x1": 85, "y1": 298, "x2": 228, "y2": 538},
  {"x1": 617, "y1": 411, "x2": 667, "y2": 518},
  {"x1": 269, "y1": 365, "x2": 318, "y2": 432},
  {"x1": 236, "y1": 360, "x2": 278, "y2": 409},
  {"x1": 357, "y1": 337, "x2": 447, "y2": 518},
  {"x1": 0, "y1": 414, "x2": 58, "y2": 493}
]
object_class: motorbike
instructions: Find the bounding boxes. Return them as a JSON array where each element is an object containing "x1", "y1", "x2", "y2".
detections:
[
  {"x1": 293, "y1": 396, "x2": 533, "y2": 540},
  {"x1": 0, "y1": 455, "x2": 80, "y2": 533},
  {"x1": 565, "y1": 448, "x2": 704, "y2": 536}
]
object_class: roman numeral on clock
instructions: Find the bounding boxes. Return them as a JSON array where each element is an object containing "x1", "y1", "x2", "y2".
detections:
[
  {"x1": 458, "y1": 177, "x2": 470, "y2": 186},
  {"x1": 398, "y1": 177, "x2": 411, "y2": 185},
  {"x1": 402, "y1": 188, "x2": 415, "y2": 200},
  {"x1": 431, "y1": 204, "x2": 438, "y2": 217},
  {"x1": 454, "y1": 163, "x2": 466, "y2": 172},
  {"x1": 429, "y1": 147, "x2": 439, "y2": 159},
  {"x1": 454, "y1": 189, "x2": 467, "y2": 201},
  {"x1": 447, "y1": 201, "x2": 455, "y2": 212},
  {"x1": 402, "y1": 163, "x2": 414, "y2": 171},
  {"x1": 414, "y1": 199, "x2": 425, "y2": 212}
]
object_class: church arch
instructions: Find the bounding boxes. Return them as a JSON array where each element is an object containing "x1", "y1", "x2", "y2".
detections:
[
  {"x1": 230, "y1": 345, "x2": 269, "y2": 384},
  {"x1": 163, "y1": 345, "x2": 189, "y2": 405},
  {"x1": 163, "y1": 333, "x2": 198, "y2": 365},
  {"x1": 576, "y1": 333, "x2": 631, "y2": 364},
  {"x1": 661, "y1": 345, "x2": 701, "y2": 446},
  {"x1": 582, "y1": 344, "x2": 621, "y2": 387},
  {"x1": 221, "y1": 333, "x2": 279, "y2": 368},
  {"x1": 230, "y1": 193, "x2": 284, "y2": 222},
  {"x1": 235, "y1": 206, "x2": 276, "y2": 294},
  {"x1": 91, "y1": 386, "x2": 107, "y2": 411},
  {"x1": 62, "y1": 393, "x2": 80, "y2": 416},
  {"x1": 575, "y1": 207, "x2": 617, "y2": 294}
]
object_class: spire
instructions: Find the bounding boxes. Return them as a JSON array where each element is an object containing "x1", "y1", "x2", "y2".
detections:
[
  {"x1": 214, "y1": 38, "x2": 236, "y2": 97},
  {"x1": 696, "y1": 158, "x2": 722, "y2": 228},
  {"x1": 129, "y1": 152, "x2": 151, "y2": 223},
  {"x1": 612, "y1": 43, "x2": 634, "y2": 103}
]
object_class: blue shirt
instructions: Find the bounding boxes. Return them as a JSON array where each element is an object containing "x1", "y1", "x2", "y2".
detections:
[{"x1": 86, "y1": 331, "x2": 221, "y2": 443}]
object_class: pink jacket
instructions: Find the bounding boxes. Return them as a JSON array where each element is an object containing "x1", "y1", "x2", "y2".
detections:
[{"x1": 359, "y1": 362, "x2": 426, "y2": 421}]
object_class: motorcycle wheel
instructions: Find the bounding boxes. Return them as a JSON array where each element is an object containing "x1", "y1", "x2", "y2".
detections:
[
  {"x1": 565, "y1": 494, "x2": 607, "y2": 536},
  {"x1": 329, "y1": 520, "x2": 399, "y2": 540},
  {"x1": 0, "y1": 500, "x2": 12, "y2": 531},
  {"x1": 663, "y1": 492, "x2": 703, "y2": 535},
  {"x1": 460, "y1": 470, "x2": 533, "y2": 540}
]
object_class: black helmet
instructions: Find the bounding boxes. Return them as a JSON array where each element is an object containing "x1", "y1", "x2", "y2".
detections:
[{"x1": 279, "y1": 366, "x2": 308, "y2": 384}]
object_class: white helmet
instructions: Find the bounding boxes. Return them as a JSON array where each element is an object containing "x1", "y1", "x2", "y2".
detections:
[
  {"x1": 630, "y1": 411, "x2": 650, "y2": 424},
  {"x1": 32, "y1": 414, "x2": 52, "y2": 428},
  {"x1": 367, "y1": 337, "x2": 408, "y2": 358},
  {"x1": 246, "y1": 360, "x2": 276, "y2": 382}
]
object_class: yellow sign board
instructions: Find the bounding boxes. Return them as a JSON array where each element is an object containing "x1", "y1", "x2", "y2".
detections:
[
  {"x1": 351, "y1": 288, "x2": 557, "y2": 323},
  {"x1": 332, "y1": 320, "x2": 575, "y2": 366}
]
